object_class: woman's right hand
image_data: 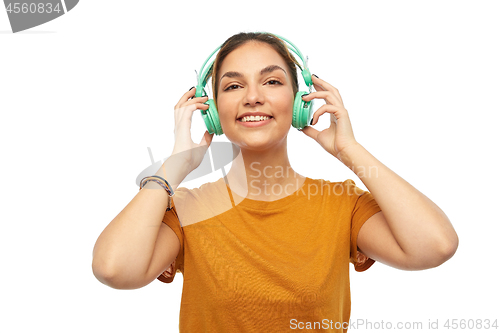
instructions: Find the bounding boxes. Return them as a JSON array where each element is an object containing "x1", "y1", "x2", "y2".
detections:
[{"x1": 171, "y1": 87, "x2": 214, "y2": 172}]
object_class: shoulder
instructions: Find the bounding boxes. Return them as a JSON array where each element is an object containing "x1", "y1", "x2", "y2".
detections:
[
  {"x1": 171, "y1": 178, "x2": 232, "y2": 227},
  {"x1": 305, "y1": 177, "x2": 367, "y2": 198},
  {"x1": 174, "y1": 178, "x2": 225, "y2": 199}
]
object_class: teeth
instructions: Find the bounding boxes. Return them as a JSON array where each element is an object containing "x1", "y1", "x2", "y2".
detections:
[{"x1": 240, "y1": 115, "x2": 271, "y2": 122}]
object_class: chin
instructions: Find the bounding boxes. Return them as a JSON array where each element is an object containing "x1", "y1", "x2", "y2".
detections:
[
  {"x1": 237, "y1": 134, "x2": 289, "y2": 152},
  {"x1": 223, "y1": 120, "x2": 291, "y2": 148}
]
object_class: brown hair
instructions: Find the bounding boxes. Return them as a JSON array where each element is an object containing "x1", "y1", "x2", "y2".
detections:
[{"x1": 207, "y1": 32, "x2": 303, "y2": 109}]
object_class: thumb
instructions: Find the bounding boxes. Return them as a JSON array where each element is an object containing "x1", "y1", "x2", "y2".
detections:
[
  {"x1": 200, "y1": 130, "x2": 214, "y2": 147},
  {"x1": 300, "y1": 126, "x2": 319, "y2": 141}
]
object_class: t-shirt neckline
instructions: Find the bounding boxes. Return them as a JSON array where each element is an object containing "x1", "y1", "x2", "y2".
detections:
[{"x1": 221, "y1": 176, "x2": 312, "y2": 210}]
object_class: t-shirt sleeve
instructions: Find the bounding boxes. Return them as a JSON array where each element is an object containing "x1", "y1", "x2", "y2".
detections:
[
  {"x1": 346, "y1": 179, "x2": 382, "y2": 272},
  {"x1": 156, "y1": 197, "x2": 185, "y2": 284}
]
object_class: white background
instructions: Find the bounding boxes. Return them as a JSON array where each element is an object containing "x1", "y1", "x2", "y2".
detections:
[{"x1": 1, "y1": 1, "x2": 499, "y2": 332}]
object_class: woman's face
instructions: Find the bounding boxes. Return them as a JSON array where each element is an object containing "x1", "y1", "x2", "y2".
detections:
[{"x1": 217, "y1": 41, "x2": 295, "y2": 150}]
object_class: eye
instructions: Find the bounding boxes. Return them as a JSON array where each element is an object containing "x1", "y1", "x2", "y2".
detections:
[
  {"x1": 224, "y1": 84, "x2": 240, "y2": 91},
  {"x1": 266, "y1": 80, "x2": 283, "y2": 86}
]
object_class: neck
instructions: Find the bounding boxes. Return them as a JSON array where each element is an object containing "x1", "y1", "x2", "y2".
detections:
[{"x1": 225, "y1": 138, "x2": 305, "y2": 201}]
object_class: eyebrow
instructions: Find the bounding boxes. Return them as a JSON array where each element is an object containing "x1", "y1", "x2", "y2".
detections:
[{"x1": 219, "y1": 65, "x2": 287, "y2": 84}]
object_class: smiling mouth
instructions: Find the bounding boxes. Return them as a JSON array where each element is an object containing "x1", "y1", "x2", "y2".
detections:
[{"x1": 237, "y1": 116, "x2": 274, "y2": 122}]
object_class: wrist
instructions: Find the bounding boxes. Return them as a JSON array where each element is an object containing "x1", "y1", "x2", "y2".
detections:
[
  {"x1": 154, "y1": 155, "x2": 191, "y2": 193},
  {"x1": 337, "y1": 142, "x2": 365, "y2": 168}
]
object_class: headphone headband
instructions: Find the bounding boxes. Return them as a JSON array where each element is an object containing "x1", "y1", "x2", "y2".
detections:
[{"x1": 195, "y1": 32, "x2": 312, "y2": 98}]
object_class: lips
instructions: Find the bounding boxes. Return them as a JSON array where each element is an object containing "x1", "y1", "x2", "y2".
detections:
[
  {"x1": 237, "y1": 116, "x2": 273, "y2": 127},
  {"x1": 237, "y1": 112, "x2": 273, "y2": 120},
  {"x1": 237, "y1": 116, "x2": 274, "y2": 121}
]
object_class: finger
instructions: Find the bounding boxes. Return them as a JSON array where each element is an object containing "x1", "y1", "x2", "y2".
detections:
[
  {"x1": 299, "y1": 124, "x2": 321, "y2": 142},
  {"x1": 199, "y1": 130, "x2": 214, "y2": 147},
  {"x1": 302, "y1": 90, "x2": 342, "y2": 107},
  {"x1": 174, "y1": 103, "x2": 198, "y2": 138},
  {"x1": 175, "y1": 102, "x2": 209, "y2": 120},
  {"x1": 309, "y1": 104, "x2": 347, "y2": 126},
  {"x1": 175, "y1": 87, "x2": 198, "y2": 109},
  {"x1": 182, "y1": 96, "x2": 209, "y2": 108},
  {"x1": 310, "y1": 75, "x2": 326, "y2": 91},
  {"x1": 188, "y1": 92, "x2": 206, "y2": 101},
  {"x1": 311, "y1": 75, "x2": 344, "y2": 105},
  {"x1": 312, "y1": 82, "x2": 326, "y2": 92},
  {"x1": 175, "y1": 101, "x2": 209, "y2": 123},
  {"x1": 174, "y1": 103, "x2": 209, "y2": 136}
]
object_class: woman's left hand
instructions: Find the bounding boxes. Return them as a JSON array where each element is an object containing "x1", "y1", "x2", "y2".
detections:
[{"x1": 300, "y1": 75, "x2": 359, "y2": 160}]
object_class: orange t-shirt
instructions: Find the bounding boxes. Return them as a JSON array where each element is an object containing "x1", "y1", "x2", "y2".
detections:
[{"x1": 157, "y1": 177, "x2": 381, "y2": 332}]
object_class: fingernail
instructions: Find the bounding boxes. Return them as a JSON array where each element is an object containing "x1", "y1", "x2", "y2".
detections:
[
  {"x1": 302, "y1": 93, "x2": 309, "y2": 99},
  {"x1": 312, "y1": 74, "x2": 319, "y2": 78},
  {"x1": 310, "y1": 119, "x2": 314, "y2": 125},
  {"x1": 189, "y1": 86, "x2": 195, "y2": 91}
]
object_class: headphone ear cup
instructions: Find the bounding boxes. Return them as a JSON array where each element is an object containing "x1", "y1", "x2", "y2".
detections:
[
  {"x1": 200, "y1": 99, "x2": 224, "y2": 136},
  {"x1": 292, "y1": 91, "x2": 313, "y2": 130}
]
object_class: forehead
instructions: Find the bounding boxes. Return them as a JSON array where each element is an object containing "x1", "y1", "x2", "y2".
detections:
[{"x1": 219, "y1": 41, "x2": 287, "y2": 72}]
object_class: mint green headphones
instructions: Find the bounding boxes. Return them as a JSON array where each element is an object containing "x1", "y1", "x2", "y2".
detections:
[{"x1": 194, "y1": 33, "x2": 314, "y2": 135}]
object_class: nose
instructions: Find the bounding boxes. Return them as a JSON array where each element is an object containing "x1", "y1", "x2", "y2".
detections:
[{"x1": 243, "y1": 82, "x2": 264, "y2": 106}]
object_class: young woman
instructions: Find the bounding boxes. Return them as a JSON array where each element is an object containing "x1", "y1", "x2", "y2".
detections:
[{"x1": 92, "y1": 32, "x2": 459, "y2": 332}]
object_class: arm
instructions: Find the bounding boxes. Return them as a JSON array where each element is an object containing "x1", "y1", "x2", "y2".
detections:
[
  {"x1": 92, "y1": 87, "x2": 214, "y2": 288},
  {"x1": 339, "y1": 143, "x2": 459, "y2": 270},
  {"x1": 300, "y1": 75, "x2": 458, "y2": 270},
  {"x1": 92, "y1": 155, "x2": 189, "y2": 289}
]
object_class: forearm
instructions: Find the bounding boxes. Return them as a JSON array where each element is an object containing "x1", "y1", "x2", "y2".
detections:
[
  {"x1": 92, "y1": 155, "x2": 189, "y2": 282},
  {"x1": 338, "y1": 143, "x2": 458, "y2": 260}
]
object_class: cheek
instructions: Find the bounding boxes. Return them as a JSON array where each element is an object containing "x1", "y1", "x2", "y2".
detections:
[
  {"x1": 216, "y1": 98, "x2": 234, "y2": 121},
  {"x1": 270, "y1": 94, "x2": 295, "y2": 116}
]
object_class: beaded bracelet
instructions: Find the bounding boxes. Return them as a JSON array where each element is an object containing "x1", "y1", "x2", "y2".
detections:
[
  {"x1": 140, "y1": 175, "x2": 174, "y2": 195},
  {"x1": 139, "y1": 176, "x2": 174, "y2": 211}
]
